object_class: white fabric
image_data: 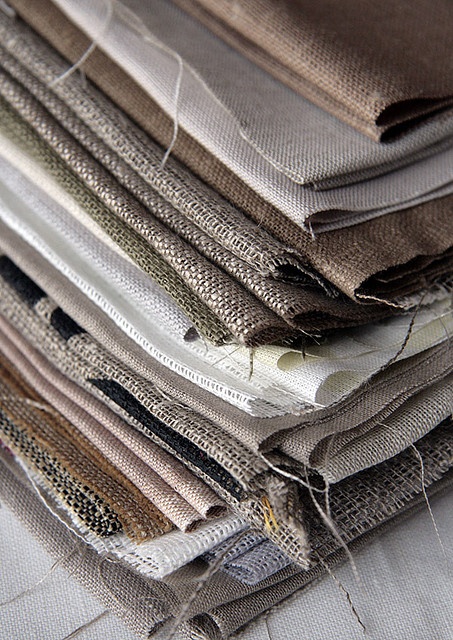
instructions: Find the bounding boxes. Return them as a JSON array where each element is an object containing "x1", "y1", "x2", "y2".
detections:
[
  {"x1": 52, "y1": 0, "x2": 453, "y2": 232},
  {"x1": 0, "y1": 138, "x2": 452, "y2": 418}
]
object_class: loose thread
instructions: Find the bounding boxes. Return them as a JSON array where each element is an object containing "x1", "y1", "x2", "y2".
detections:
[
  {"x1": 0, "y1": 551, "x2": 76, "y2": 607},
  {"x1": 261, "y1": 495, "x2": 279, "y2": 533},
  {"x1": 304, "y1": 468, "x2": 362, "y2": 587},
  {"x1": 319, "y1": 558, "x2": 368, "y2": 637},
  {"x1": 48, "y1": 0, "x2": 113, "y2": 88},
  {"x1": 411, "y1": 444, "x2": 447, "y2": 559},
  {"x1": 61, "y1": 610, "x2": 110, "y2": 640},
  {"x1": 160, "y1": 53, "x2": 183, "y2": 170},
  {"x1": 248, "y1": 347, "x2": 255, "y2": 381}
]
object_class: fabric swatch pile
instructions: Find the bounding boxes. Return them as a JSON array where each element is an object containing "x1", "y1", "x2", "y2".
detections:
[{"x1": 0, "y1": 0, "x2": 452, "y2": 638}]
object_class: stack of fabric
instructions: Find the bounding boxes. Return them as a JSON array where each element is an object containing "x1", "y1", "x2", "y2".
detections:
[{"x1": 0, "y1": 0, "x2": 451, "y2": 637}]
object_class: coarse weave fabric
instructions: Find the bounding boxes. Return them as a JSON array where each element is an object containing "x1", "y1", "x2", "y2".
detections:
[
  {"x1": 2, "y1": 11, "x2": 453, "y2": 306},
  {"x1": 172, "y1": 0, "x2": 453, "y2": 141},
  {"x1": 0, "y1": 447, "x2": 176, "y2": 638},
  {"x1": 0, "y1": 351, "x2": 173, "y2": 540},
  {"x1": 0, "y1": 319, "x2": 226, "y2": 529},
  {"x1": 9, "y1": 0, "x2": 453, "y2": 188},
  {"x1": 41, "y1": 0, "x2": 453, "y2": 233},
  {"x1": 0, "y1": 257, "x2": 313, "y2": 566},
  {"x1": 2, "y1": 418, "x2": 452, "y2": 639},
  {"x1": 309, "y1": 382, "x2": 453, "y2": 483},
  {"x1": 0, "y1": 101, "x2": 307, "y2": 347},
  {"x1": 1, "y1": 175, "x2": 449, "y2": 420},
  {"x1": 1, "y1": 100, "x2": 417, "y2": 344},
  {"x1": 0, "y1": 225, "x2": 450, "y2": 482},
  {"x1": 0, "y1": 16, "x2": 319, "y2": 285}
]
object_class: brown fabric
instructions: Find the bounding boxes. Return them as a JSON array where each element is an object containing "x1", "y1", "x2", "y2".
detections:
[
  {"x1": 0, "y1": 221, "x2": 450, "y2": 483},
  {"x1": 0, "y1": 259, "x2": 313, "y2": 567},
  {"x1": 172, "y1": 0, "x2": 453, "y2": 141},
  {"x1": 6, "y1": 0, "x2": 453, "y2": 303},
  {"x1": 2, "y1": 424, "x2": 452, "y2": 640},
  {"x1": 0, "y1": 350, "x2": 172, "y2": 540},
  {"x1": 0, "y1": 447, "x2": 175, "y2": 637},
  {"x1": 0, "y1": 316, "x2": 226, "y2": 522},
  {"x1": 3, "y1": 0, "x2": 453, "y2": 298},
  {"x1": 0, "y1": 321, "x2": 224, "y2": 532}
]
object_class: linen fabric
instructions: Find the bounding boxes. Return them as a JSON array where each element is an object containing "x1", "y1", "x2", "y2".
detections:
[
  {"x1": 41, "y1": 0, "x2": 453, "y2": 233},
  {"x1": 2, "y1": 14, "x2": 453, "y2": 306},
  {"x1": 0, "y1": 224, "x2": 450, "y2": 483},
  {"x1": 0, "y1": 173, "x2": 449, "y2": 419},
  {"x1": 0, "y1": 352, "x2": 173, "y2": 540},
  {"x1": 171, "y1": 0, "x2": 453, "y2": 141},
  {"x1": 9, "y1": 0, "x2": 453, "y2": 187},
  {"x1": 0, "y1": 257, "x2": 314, "y2": 566},
  {"x1": 2, "y1": 420, "x2": 452, "y2": 639},
  {"x1": 1, "y1": 95, "x2": 422, "y2": 345},
  {"x1": 0, "y1": 319, "x2": 227, "y2": 528}
]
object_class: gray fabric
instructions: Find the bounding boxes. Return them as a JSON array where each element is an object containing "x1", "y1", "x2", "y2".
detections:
[
  {"x1": 52, "y1": 0, "x2": 453, "y2": 189},
  {"x1": 48, "y1": 0, "x2": 453, "y2": 232}
]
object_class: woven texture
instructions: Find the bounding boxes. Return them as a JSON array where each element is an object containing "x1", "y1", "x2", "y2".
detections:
[
  {"x1": 0, "y1": 351, "x2": 173, "y2": 540},
  {"x1": 172, "y1": 0, "x2": 453, "y2": 141},
  {"x1": 2, "y1": 11, "x2": 453, "y2": 304},
  {"x1": 0, "y1": 256, "x2": 315, "y2": 566},
  {"x1": 0, "y1": 318, "x2": 227, "y2": 529},
  {"x1": 41, "y1": 0, "x2": 453, "y2": 233}
]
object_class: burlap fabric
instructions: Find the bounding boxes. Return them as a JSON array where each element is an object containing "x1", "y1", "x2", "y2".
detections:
[
  {"x1": 0, "y1": 257, "x2": 313, "y2": 566},
  {"x1": 171, "y1": 0, "x2": 453, "y2": 141},
  {"x1": 0, "y1": 227, "x2": 450, "y2": 486},
  {"x1": 2, "y1": 98, "x2": 418, "y2": 342},
  {"x1": 0, "y1": 321, "x2": 226, "y2": 530},
  {"x1": 34, "y1": 0, "x2": 453, "y2": 233},
  {"x1": 0, "y1": 0, "x2": 453, "y2": 298}
]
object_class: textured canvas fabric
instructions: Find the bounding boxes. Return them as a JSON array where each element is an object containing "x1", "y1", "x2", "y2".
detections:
[
  {"x1": 1, "y1": 421, "x2": 452, "y2": 638},
  {"x1": 0, "y1": 320, "x2": 227, "y2": 528},
  {"x1": 172, "y1": 0, "x2": 453, "y2": 141},
  {"x1": 311, "y1": 377, "x2": 453, "y2": 482},
  {"x1": 0, "y1": 352, "x2": 173, "y2": 540},
  {"x1": 2, "y1": 13, "x2": 453, "y2": 306},
  {"x1": 0, "y1": 172, "x2": 450, "y2": 421},
  {"x1": 3, "y1": 97, "x2": 429, "y2": 346},
  {"x1": 41, "y1": 0, "x2": 453, "y2": 233},
  {"x1": 0, "y1": 258, "x2": 314, "y2": 566}
]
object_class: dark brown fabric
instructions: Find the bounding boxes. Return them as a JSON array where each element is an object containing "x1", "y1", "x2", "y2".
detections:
[
  {"x1": 7, "y1": 0, "x2": 453, "y2": 303},
  {"x1": 172, "y1": 0, "x2": 453, "y2": 141}
]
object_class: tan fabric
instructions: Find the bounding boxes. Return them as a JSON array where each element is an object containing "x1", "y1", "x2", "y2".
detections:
[
  {"x1": 5, "y1": 0, "x2": 453, "y2": 303},
  {"x1": 0, "y1": 222, "x2": 450, "y2": 481},
  {"x1": 0, "y1": 350, "x2": 172, "y2": 540},
  {"x1": 0, "y1": 316, "x2": 226, "y2": 521},
  {"x1": 172, "y1": 0, "x2": 453, "y2": 140}
]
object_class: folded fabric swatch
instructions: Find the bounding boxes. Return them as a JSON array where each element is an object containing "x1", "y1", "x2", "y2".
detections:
[
  {"x1": 0, "y1": 321, "x2": 227, "y2": 529},
  {"x1": 47, "y1": 0, "x2": 453, "y2": 191},
  {"x1": 1, "y1": 226, "x2": 450, "y2": 488},
  {"x1": 40, "y1": 0, "x2": 453, "y2": 233},
  {"x1": 171, "y1": 0, "x2": 453, "y2": 141},
  {"x1": 0, "y1": 257, "x2": 314, "y2": 565},
  {"x1": 3, "y1": 99, "x2": 418, "y2": 347},
  {"x1": 0, "y1": 352, "x2": 173, "y2": 540},
  {"x1": 2, "y1": 419, "x2": 452, "y2": 638},
  {"x1": 1, "y1": 177, "x2": 449, "y2": 420},
  {"x1": 3, "y1": 13, "x2": 452, "y2": 307}
]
